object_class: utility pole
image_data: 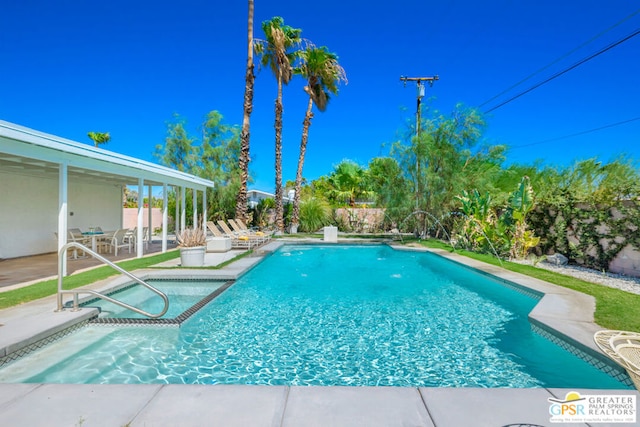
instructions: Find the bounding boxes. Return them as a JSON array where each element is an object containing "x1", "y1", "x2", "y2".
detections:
[
  {"x1": 400, "y1": 76, "x2": 439, "y2": 138},
  {"x1": 400, "y1": 75, "x2": 439, "y2": 217}
]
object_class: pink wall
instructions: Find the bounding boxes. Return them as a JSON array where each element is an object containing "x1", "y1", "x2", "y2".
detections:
[
  {"x1": 122, "y1": 208, "x2": 165, "y2": 230},
  {"x1": 334, "y1": 208, "x2": 386, "y2": 232}
]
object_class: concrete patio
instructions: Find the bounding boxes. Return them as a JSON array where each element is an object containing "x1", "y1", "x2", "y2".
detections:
[
  {"x1": 0, "y1": 240, "x2": 638, "y2": 426},
  {"x1": 1, "y1": 383, "x2": 637, "y2": 426}
]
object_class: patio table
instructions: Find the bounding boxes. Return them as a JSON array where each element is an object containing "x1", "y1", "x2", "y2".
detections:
[{"x1": 81, "y1": 231, "x2": 104, "y2": 252}]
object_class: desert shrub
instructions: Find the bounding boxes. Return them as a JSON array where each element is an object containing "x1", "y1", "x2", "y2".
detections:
[{"x1": 299, "y1": 198, "x2": 331, "y2": 232}]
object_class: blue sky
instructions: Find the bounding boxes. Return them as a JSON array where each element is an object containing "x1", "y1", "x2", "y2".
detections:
[{"x1": 1, "y1": 1, "x2": 639, "y2": 192}]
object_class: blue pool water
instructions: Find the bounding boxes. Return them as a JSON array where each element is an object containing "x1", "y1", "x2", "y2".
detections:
[{"x1": 0, "y1": 245, "x2": 630, "y2": 388}]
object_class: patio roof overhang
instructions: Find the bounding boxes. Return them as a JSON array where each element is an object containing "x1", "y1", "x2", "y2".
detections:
[{"x1": 0, "y1": 120, "x2": 215, "y2": 190}]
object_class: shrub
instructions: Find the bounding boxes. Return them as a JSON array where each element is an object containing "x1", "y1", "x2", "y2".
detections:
[{"x1": 299, "y1": 198, "x2": 331, "y2": 232}]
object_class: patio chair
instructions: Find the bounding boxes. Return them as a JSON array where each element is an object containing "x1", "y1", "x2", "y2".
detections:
[
  {"x1": 67, "y1": 229, "x2": 91, "y2": 258},
  {"x1": 68, "y1": 228, "x2": 85, "y2": 239},
  {"x1": 125, "y1": 227, "x2": 149, "y2": 252},
  {"x1": 594, "y1": 330, "x2": 640, "y2": 390},
  {"x1": 143, "y1": 226, "x2": 150, "y2": 243},
  {"x1": 54, "y1": 231, "x2": 89, "y2": 259},
  {"x1": 103, "y1": 228, "x2": 132, "y2": 256}
]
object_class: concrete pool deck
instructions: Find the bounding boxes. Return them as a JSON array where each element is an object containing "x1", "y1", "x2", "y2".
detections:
[{"x1": 0, "y1": 239, "x2": 638, "y2": 426}]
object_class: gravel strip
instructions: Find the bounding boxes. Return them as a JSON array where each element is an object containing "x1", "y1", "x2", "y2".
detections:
[{"x1": 517, "y1": 260, "x2": 640, "y2": 295}]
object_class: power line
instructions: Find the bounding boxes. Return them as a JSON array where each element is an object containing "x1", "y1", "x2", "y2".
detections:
[
  {"x1": 483, "y1": 27, "x2": 640, "y2": 114},
  {"x1": 479, "y1": 8, "x2": 640, "y2": 109},
  {"x1": 509, "y1": 116, "x2": 640, "y2": 149}
]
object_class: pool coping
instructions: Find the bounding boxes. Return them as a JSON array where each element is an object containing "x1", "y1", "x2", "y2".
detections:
[{"x1": 1, "y1": 239, "x2": 638, "y2": 426}]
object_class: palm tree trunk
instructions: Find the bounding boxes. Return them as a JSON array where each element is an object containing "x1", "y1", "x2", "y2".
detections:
[
  {"x1": 291, "y1": 97, "x2": 314, "y2": 232},
  {"x1": 236, "y1": 0, "x2": 254, "y2": 222},
  {"x1": 274, "y1": 79, "x2": 284, "y2": 232}
]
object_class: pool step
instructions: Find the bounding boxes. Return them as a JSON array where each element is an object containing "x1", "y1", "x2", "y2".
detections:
[{"x1": 88, "y1": 280, "x2": 236, "y2": 326}]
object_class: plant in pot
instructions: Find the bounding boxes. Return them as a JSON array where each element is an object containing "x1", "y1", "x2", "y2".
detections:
[{"x1": 176, "y1": 227, "x2": 207, "y2": 267}]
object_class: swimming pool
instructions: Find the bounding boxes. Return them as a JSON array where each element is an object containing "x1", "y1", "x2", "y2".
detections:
[{"x1": 0, "y1": 244, "x2": 631, "y2": 388}]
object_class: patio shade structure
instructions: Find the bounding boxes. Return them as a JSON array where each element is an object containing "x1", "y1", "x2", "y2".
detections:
[{"x1": 0, "y1": 120, "x2": 215, "y2": 276}]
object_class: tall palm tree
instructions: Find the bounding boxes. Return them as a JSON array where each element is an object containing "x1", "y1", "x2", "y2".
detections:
[
  {"x1": 256, "y1": 17, "x2": 301, "y2": 233},
  {"x1": 87, "y1": 131, "x2": 110, "y2": 147},
  {"x1": 290, "y1": 46, "x2": 347, "y2": 232},
  {"x1": 235, "y1": 0, "x2": 255, "y2": 222}
]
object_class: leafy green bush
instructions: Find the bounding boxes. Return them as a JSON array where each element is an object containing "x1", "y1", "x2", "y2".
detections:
[{"x1": 454, "y1": 177, "x2": 539, "y2": 260}]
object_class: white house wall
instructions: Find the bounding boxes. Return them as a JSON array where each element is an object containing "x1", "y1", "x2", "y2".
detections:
[
  {"x1": 68, "y1": 180, "x2": 122, "y2": 233},
  {"x1": 0, "y1": 169, "x2": 122, "y2": 259}
]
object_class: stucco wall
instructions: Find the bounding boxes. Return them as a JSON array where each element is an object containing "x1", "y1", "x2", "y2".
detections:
[
  {"x1": 334, "y1": 208, "x2": 385, "y2": 232},
  {"x1": 0, "y1": 169, "x2": 122, "y2": 259},
  {"x1": 122, "y1": 208, "x2": 164, "y2": 231},
  {"x1": 608, "y1": 245, "x2": 640, "y2": 277}
]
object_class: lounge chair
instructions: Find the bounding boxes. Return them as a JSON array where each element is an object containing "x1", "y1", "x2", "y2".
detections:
[
  {"x1": 235, "y1": 218, "x2": 275, "y2": 237},
  {"x1": 228, "y1": 219, "x2": 270, "y2": 243},
  {"x1": 207, "y1": 221, "x2": 255, "y2": 250},
  {"x1": 206, "y1": 221, "x2": 223, "y2": 238},
  {"x1": 594, "y1": 330, "x2": 640, "y2": 390},
  {"x1": 217, "y1": 220, "x2": 265, "y2": 247}
]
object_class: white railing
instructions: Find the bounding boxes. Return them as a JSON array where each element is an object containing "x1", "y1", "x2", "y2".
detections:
[{"x1": 56, "y1": 242, "x2": 169, "y2": 318}]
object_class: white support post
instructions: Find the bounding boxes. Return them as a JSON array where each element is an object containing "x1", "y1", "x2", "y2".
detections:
[
  {"x1": 137, "y1": 178, "x2": 144, "y2": 258},
  {"x1": 175, "y1": 186, "x2": 180, "y2": 234},
  {"x1": 58, "y1": 162, "x2": 68, "y2": 277},
  {"x1": 180, "y1": 186, "x2": 186, "y2": 231},
  {"x1": 192, "y1": 188, "x2": 197, "y2": 229},
  {"x1": 202, "y1": 187, "x2": 207, "y2": 231},
  {"x1": 162, "y1": 183, "x2": 168, "y2": 252},
  {"x1": 147, "y1": 184, "x2": 153, "y2": 246}
]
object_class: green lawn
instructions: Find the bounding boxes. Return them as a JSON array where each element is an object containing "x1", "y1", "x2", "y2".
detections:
[{"x1": 418, "y1": 239, "x2": 640, "y2": 332}]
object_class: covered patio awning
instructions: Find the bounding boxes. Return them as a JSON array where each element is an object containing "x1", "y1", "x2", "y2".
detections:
[
  {"x1": 0, "y1": 120, "x2": 215, "y2": 274},
  {"x1": 0, "y1": 120, "x2": 214, "y2": 189}
]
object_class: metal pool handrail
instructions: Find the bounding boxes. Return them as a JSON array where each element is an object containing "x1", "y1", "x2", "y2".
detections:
[{"x1": 56, "y1": 242, "x2": 169, "y2": 318}]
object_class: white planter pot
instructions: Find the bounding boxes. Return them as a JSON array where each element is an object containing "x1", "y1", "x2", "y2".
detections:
[{"x1": 180, "y1": 246, "x2": 206, "y2": 267}]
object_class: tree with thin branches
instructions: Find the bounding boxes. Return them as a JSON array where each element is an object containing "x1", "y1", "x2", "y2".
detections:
[
  {"x1": 256, "y1": 17, "x2": 302, "y2": 233},
  {"x1": 290, "y1": 46, "x2": 347, "y2": 232}
]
